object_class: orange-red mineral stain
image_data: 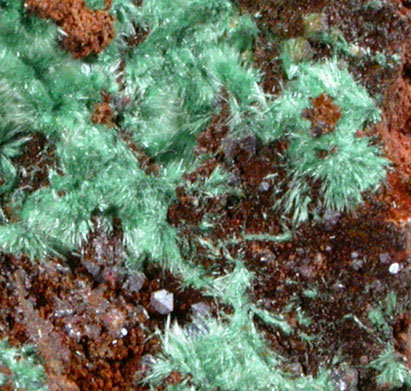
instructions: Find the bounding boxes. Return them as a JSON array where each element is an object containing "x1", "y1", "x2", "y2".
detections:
[
  {"x1": 25, "y1": 0, "x2": 115, "y2": 58},
  {"x1": 380, "y1": 171, "x2": 411, "y2": 226},
  {"x1": 303, "y1": 93, "x2": 342, "y2": 137},
  {"x1": 378, "y1": 72, "x2": 411, "y2": 183},
  {"x1": 91, "y1": 102, "x2": 115, "y2": 126}
]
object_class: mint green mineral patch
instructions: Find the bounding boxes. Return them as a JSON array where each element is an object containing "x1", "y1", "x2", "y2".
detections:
[
  {"x1": 146, "y1": 262, "x2": 334, "y2": 391},
  {"x1": 121, "y1": 0, "x2": 261, "y2": 169},
  {"x1": 273, "y1": 55, "x2": 388, "y2": 224},
  {"x1": 0, "y1": 339, "x2": 48, "y2": 391},
  {"x1": 370, "y1": 347, "x2": 411, "y2": 390},
  {"x1": 0, "y1": 0, "x2": 263, "y2": 267}
]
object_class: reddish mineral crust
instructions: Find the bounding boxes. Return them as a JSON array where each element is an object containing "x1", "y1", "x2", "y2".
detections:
[{"x1": 25, "y1": 0, "x2": 115, "y2": 58}]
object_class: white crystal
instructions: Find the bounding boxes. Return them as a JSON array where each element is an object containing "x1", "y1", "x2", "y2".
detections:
[
  {"x1": 389, "y1": 263, "x2": 400, "y2": 274},
  {"x1": 151, "y1": 289, "x2": 174, "y2": 315}
]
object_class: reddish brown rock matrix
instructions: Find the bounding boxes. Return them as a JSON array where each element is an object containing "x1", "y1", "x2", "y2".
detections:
[
  {"x1": 25, "y1": 0, "x2": 115, "y2": 58},
  {"x1": 303, "y1": 93, "x2": 342, "y2": 137},
  {"x1": 91, "y1": 92, "x2": 115, "y2": 126}
]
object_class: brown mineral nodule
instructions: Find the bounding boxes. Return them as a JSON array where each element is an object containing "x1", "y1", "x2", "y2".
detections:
[
  {"x1": 303, "y1": 93, "x2": 342, "y2": 137},
  {"x1": 91, "y1": 102, "x2": 115, "y2": 126},
  {"x1": 25, "y1": 0, "x2": 115, "y2": 59},
  {"x1": 165, "y1": 371, "x2": 183, "y2": 386}
]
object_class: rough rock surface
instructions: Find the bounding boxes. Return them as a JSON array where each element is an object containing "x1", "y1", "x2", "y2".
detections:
[{"x1": 25, "y1": 0, "x2": 115, "y2": 58}]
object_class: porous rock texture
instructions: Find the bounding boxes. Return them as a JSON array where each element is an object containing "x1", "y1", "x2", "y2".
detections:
[
  {"x1": 0, "y1": 1, "x2": 410, "y2": 390},
  {"x1": 25, "y1": 0, "x2": 115, "y2": 58}
]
